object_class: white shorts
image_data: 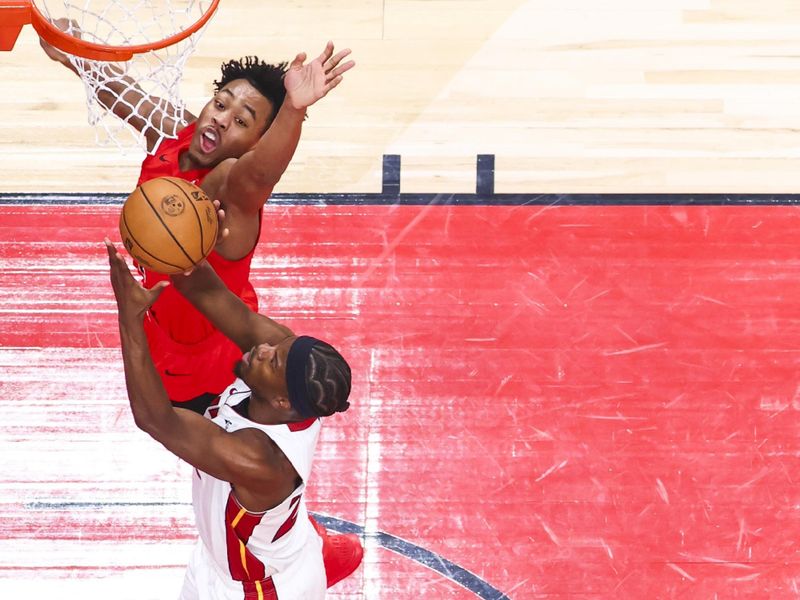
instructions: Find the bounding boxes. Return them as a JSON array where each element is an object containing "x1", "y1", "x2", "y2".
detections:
[{"x1": 178, "y1": 537, "x2": 326, "y2": 600}]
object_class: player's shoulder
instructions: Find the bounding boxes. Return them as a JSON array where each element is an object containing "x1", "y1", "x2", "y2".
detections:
[
  {"x1": 231, "y1": 425, "x2": 296, "y2": 476},
  {"x1": 202, "y1": 157, "x2": 237, "y2": 195}
]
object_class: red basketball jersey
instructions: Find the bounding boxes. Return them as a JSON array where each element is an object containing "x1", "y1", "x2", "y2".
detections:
[
  {"x1": 138, "y1": 122, "x2": 211, "y2": 187},
  {"x1": 137, "y1": 122, "x2": 262, "y2": 401}
]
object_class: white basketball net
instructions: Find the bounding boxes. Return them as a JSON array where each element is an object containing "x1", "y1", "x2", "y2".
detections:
[{"x1": 33, "y1": 0, "x2": 214, "y2": 153}]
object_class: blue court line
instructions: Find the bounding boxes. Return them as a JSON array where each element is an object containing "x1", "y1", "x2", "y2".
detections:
[
  {"x1": 4, "y1": 153, "x2": 800, "y2": 206},
  {"x1": 3, "y1": 191, "x2": 800, "y2": 206},
  {"x1": 24, "y1": 502, "x2": 511, "y2": 599},
  {"x1": 313, "y1": 513, "x2": 511, "y2": 600}
]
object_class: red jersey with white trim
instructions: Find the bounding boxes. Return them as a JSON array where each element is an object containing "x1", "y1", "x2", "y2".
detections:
[
  {"x1": 136, "y1": 124, "x2": 262, "y2": 401},
  {"x1": 192, "y1": 379, "x2": 324, "y2": 594}
]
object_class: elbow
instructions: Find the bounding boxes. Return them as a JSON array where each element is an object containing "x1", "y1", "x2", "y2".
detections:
[
  {"x1": 131, "y1": 410, "x2": 157, "y2": 436},
  {"x1": 239, "y1": 171, "x2": 278, "y2": 203},
  {"x1": 130, "y1": 406, "x2": 170, "y2": 440},
  {"x1": 252, "y1": 170, "x2": 281, "y2": 191}
]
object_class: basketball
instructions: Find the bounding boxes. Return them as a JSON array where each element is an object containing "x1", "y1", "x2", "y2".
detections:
[{"x1": 119, "y1": 176, "x2": 218, "y2": 274}]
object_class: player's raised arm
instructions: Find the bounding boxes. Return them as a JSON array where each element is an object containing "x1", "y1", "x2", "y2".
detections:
[
  {"x1": 218, "y1": 41, "x2": 355, "y2": 214},
  {"x1": 39, "y1": 19, "x2": 190, "y2": 152},
  {"x1": 104, "y1": 239, "x2": 291, "y2": 496},
  {"x1": 170, "y1": 260, "x2": 294, "y2": 351}
]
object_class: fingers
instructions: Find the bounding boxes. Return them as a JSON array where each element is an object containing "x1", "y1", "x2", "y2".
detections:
[
  {"x1": 289, "y1": 52, "x2": 307, "y2": 69},
  {"x1": 103, "y1": 237, "x2": 165, "y2": 314},
  {"x1": 326, "y1": 75, "x2": 344, "y2": 92},
  {"x1": 213, "y1": 200, "x2": 226, "y2": 226},
  {"x1": 104, "y1": 237, "x2": 124, "y2": 266},
  {"x1": 325, "y1": 48, "x2": 352, "y2": 71},
  {"x1": 53, "y1": 17, "x2": 71, "y2": 32},
  {"x1": 53, "y1": 17, "x2": 82, "y2": 37},
  {"x1": 327, "y1": 59, "x2": 356, "y2": 82},
  {"x1": 146, "y1": 280, "x2": 171, "y2": 305},
  {"x1": 104, "y1": 238, "x2": 131, "y2": 300},
  {"x1": 178, "y1": 258, "x2": 209, "y2": 277},
  {"x1": 217, "y1": 209, "x2": 227, "y2": 242},
  {"x1": 322, "y1": 46, "x2": 354, "y2": 88},
  {"x1": 104, "y1": 237, "x2": 138, "y2": 283},
  {"x1": 211, "y1": 199, "x2": 228, "y2": 244},
  {"x1": 315, "y1": 40, "x2": 335, "y2": 64}
]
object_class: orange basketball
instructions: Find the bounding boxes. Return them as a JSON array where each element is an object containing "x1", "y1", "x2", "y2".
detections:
[{"x1": 119, "y1": 176, "x2": 218, "y2": 275}]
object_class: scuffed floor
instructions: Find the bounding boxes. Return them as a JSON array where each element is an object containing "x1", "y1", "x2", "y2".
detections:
[{"x1": 2, "y1": 201, "x2": 800, "y2": 598}]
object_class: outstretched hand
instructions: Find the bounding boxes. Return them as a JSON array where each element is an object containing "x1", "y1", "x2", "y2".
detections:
[
  {"x1": 284, "y1": 41, "x2": 355, "y2": 111},
  {"x1": 105, "y1": 238, "x2": 169, "y2": 323}
]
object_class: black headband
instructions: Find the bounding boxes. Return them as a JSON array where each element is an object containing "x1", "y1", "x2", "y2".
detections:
[{"x1": 286, "y1": 335, "x2": 321, "y2": 418}]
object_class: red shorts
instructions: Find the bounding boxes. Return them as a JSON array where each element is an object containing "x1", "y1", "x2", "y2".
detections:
[{"x1": 143, "y1": 313, "x2": 244, "y2": 403}]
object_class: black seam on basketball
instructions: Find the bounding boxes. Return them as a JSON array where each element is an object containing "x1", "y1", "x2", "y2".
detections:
[
  {"x1": 164, "y1": 177, "x2": 205, "y2": 264},
  {"x1": 121, "y1": 207, "x2": 187, "y2": 271},
  {"x1": 140, "y1": 183, "x2": 195, "y2": 265}
]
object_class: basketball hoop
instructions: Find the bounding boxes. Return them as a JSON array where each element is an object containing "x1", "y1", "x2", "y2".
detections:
[
  {"x1": 1, "y1": 0, "x2": 219, "y2": 61},
  {"x1": 0, "y1": 1, "x2": 31, "y2": 53},
  {"x1": 1, "y1": 0, "x2": 220, "y2": 153}
]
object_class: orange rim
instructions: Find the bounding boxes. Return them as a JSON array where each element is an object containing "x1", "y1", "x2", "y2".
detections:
[{"x1": 28, "y1": 0, "x2": 220, "y2": 61}]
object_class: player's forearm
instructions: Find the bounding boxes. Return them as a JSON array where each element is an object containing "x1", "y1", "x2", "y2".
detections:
[
  {"x1": 117, "y1": 317, "x2": 177, "y2": 437},
  {"x1": 95, "y1": 73, "x2": 140, "y2": 112},
  {"x1": 247, "y1": 101, "x2": 305, "y2": 187},
  {"x1": 171, "y1": 263, "x2": 262, "y2": 349},
  {"x1": 170, "y1": 261, "x2": 233, "y2": 316},
  {"x1": 56, "y1": 57, "x2": 80, "y2": 76},
  {"x1": 89, "y1": 67, "x2": 151, "y2": 118},
  {"x1": 79, "y1": 64, "x2": 176, "y2": 147},
  {"x1": 171, "y1": 263, "x2": 293, "y2": 348}
]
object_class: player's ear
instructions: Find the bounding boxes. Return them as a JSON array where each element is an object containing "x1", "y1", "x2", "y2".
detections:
[{"x1": 271, "y1": 395, "x2": 292, "y2": 412}]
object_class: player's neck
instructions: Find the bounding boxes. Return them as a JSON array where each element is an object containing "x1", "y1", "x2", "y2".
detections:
[{"x1": 178, "y1": 149, "x2": 202, "y2": 172}]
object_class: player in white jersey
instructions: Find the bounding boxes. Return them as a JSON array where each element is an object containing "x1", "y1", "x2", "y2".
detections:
[
  {"x1": 183, "y1": 381, "x2": 326, "y2": 598},
  {"x1": 104, "y1": 238, "x2": 360, "y2": 599}
]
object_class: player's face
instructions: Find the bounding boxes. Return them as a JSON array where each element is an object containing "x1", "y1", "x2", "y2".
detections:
[
  {"x1": 234, "y1": 336, "x2": 295, "y2": 401},
  {"x1": 189, "y1": 79, "x2": 275, "y2": 168}
]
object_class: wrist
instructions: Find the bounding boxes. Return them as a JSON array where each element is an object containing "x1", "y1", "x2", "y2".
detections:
[
  {"x1": 283, "y1": 100, "x2": 308, "y2": 118},
  {"x1": 118, "y1": 312, "x2": 146, "y2": 335}
]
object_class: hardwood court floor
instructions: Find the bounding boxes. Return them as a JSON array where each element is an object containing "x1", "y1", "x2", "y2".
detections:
[
  {"x1": 3, "y1": 0, "x2": 800, "y2": 598},
  {"x1": 5, "y1": 0, "x2": 800, "y2": 194},
  {"x1": 2, "y1": 198, "x2": 800, "y2": 598}
]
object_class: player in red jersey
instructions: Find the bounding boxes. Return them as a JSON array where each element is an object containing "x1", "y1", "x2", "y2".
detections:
[
  {"x1": 41, "y1": 29, "x2": 361, "y2": 588},
  {"x1": 43, "y1": 30, "x2": 354, "y2": 411}
]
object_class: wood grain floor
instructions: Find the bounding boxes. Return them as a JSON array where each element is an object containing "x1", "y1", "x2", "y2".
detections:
[
  {"x1": 3, "y1": 0, "x2": 800, "y2": 194},
  {"x1": 4, "y1": 2, "x2": 800, "y2": 599}
]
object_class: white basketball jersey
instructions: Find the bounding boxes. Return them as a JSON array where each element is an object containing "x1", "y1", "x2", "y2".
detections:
[{"x1": 192, "y1": 378, "x2": 323, "y2": 594}]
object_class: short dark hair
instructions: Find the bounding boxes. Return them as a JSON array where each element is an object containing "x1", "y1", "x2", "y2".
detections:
[
  {"x1": 214, "y1": 56, "x2": 287, "y2": 124},
  {"x1": 305, "y1": 342, "x2": 352, "y2": 417}
]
